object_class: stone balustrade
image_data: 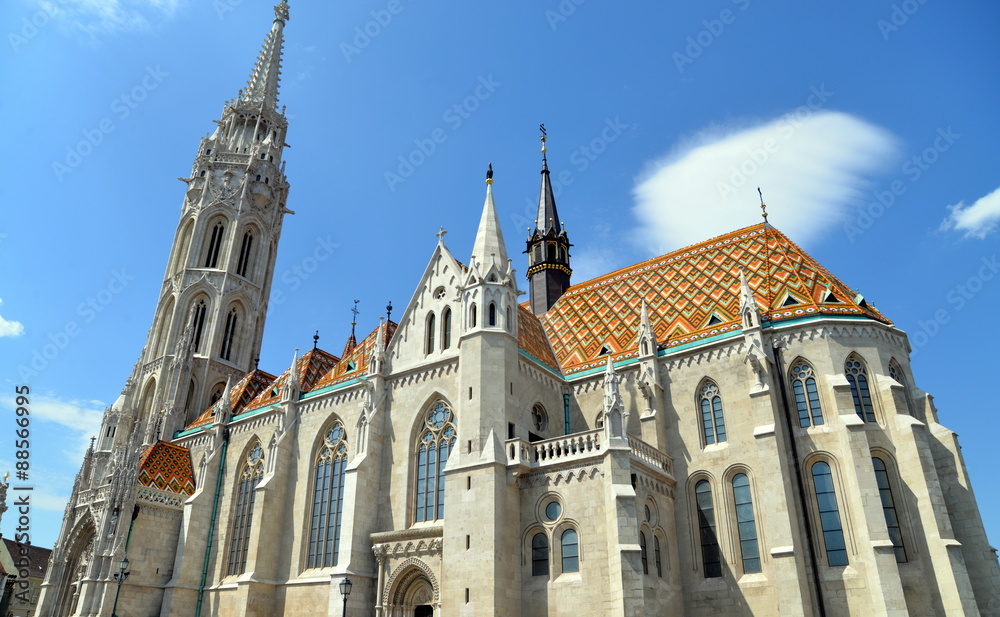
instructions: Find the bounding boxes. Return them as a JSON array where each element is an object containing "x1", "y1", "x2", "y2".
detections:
[{"x1": 627, "y1": 434, "x2": 673, "y2": 475}]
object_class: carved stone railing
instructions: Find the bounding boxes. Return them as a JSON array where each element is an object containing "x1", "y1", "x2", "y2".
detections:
[
  {"x1": 627, "y1": 434, "x2": 673, "y2": 475},
  {"x1": 506, "y1": 429, "x2": 603, "y2": 468},
  {"x1": 214, "y1": 152, "x2": 251, "y2": 165}
]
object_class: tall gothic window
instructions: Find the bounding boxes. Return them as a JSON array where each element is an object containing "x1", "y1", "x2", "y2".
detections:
[
  {"x1": 236, "y1": 230, "x2": 254, "y2": 278},
  {"x1": 872, "y1": 457, "x2": 907, "y2": 563},
  {"x1": 191, "y1": 299, "x2": 207, "y2": 353},
  {"x1": 204, "y1": 221, "x2": 225, "y2": 268},
  {"x1": 470, "y1": 304, "x2": 477, "y2": 328},
  {"x1": 732, "y1": 473, "x2": 761, "y2": 574},
  {"x1": 220, "y1": 308, "x2": 238, "y2": 361},
  {"x1": 414, "y1": 401, "x2": 457, "y2": 522},
  {"x1": 845, "y1": 356, "x2": 876, "y2": 422},
  {"x1": 791, "y1": 360, "x2": 824, "y2": 427},
  {"x1": 488, "y1": 302, "x2": 497, "y2": 327},
  {"x1": 531, "y1": 532, "x2": 549, "y2": 576},
  {"x1": 308, "y1": 421, "x2": 348, "y2": 569},
  {"x1": 227, "y1": 443, "x2": 264, "y2": 575},
  {"x1": 699, "y1": 380, "x2": 727, "y2": 445},
  {"x1": 560, "y1": 529, "x2": 579, "y2": 573},
  {"x1": 811, "y1": 461, "x2": 849, "y2": 566},
  {"x1": 639, "y1": 531, "x2": 649, "y2": 575},
  {"x1": 654, "y1": 536, "x2": 663, "y2": 577},
  {"x1": 442, "y1": 308, "x2": 452, "y2": 349},
  {"x1": 695, "y1": 480, "x2": 721, "y2": 577},
  {"x1": 426, "y1": 313, "x2": 436, "y2": 354}
]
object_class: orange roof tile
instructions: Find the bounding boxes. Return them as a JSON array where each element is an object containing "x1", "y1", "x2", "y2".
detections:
[
  {"x1": 137, "y1": 441, "x2": 195, "y2": 496},
  {"x1": 313, "y1": 321, "x2": 398, "y2": 390},
  {"x1": 540, "y1": 223, "x2": 889, "y2": 375},
  {"x1": 517, "y1": 305, "x2": 561, "y2": 373},
  {"x1": 184, "y1": 369, "x2": 277, "y2": 430},
  {"x1": 242, "y1": 348, "x2": 340, "y2": 411}
]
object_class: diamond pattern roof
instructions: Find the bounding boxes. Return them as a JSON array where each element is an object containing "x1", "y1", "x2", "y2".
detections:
[
  {"x1": 517, "y1": 305, "x2": 561, "y2": 373},
  {"x1": 313, "y1": 321, "x2": 398, "y2": 390},
  {"x1": 539, "y1": 223, "x2": 890, "y2": 375},
  {"x1": 137, "y1": 441, "x2": 195, "y2": 496},
  {"x1": 243, "y1": 348, "x2": 339, "y2": 411},
  {"x1": 184, "y1": 369, "x2": 277, "y2": 430}
]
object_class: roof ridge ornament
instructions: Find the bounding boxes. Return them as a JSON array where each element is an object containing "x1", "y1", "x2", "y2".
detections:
[{"x1": 757, "y1": 187, "x2": 769, "y2": 227}]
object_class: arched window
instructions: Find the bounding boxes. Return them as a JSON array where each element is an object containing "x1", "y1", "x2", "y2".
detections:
[
  {"x1": 191, "y1": 299, "x2": 207, "y2": 353},
  {"x1": 414, "y1": 401, "x2": 457, "y2": 522},
  {"x1": 154, "y1": 296, "x2": 175, "y2": 357},
  {"x1": 308, "y1": 421, "x2": 348, "y2": 568},
  {"x1": 845, "y1": 356, "x2": 876, "y2": 422},
  {"x1": 699, "y1": 381, "x2": 727, "y2": 445},
  {"x1": 442, "y1": 308, "x2": 452, "y2": 350},
  {"x1": 236, "y1": 230, "x2": 254, "y2": 278},
  {"x1": 888, "y1": 359, "x2": 915, "y2": 416},
  {"x1": 470, "y1": 304, "x2": 477, "y2": 328},
  {"x1": 811, "y1": 461, "x2": 848, "y2": 566},
  {"x1": 227, "y1": 443, "x2": 264, "y2": 575},
  {"x1": 695, "y1": 480, "x2": 721, "y2": 577},
  {"x1": 560, "y1": 529, "x2": 579, "y2": 573},
  {"x1": 872, "y1": 457, "x2": 907, "y2": 563},
  {"x1": 790, "y1": 361, "x2": 823, "y2": 427},
  {"x1": 171, "y1": 219, "x2": 194, "y2": 275},
  {"x1": 209, "y1": 382, "x2": 225, "y2": 406},
  {"x1": 426, "y1": 312, "x2": 436, "y2": 354},
  {"x1": 204, "y1": 221, "x2": 225, "y2": 268},
  {"x1": 639, "y1": 531, "x2": 649, "y2": 575},
  {"x1": 654, "y1": 536, "x2": 663, "y2": 577},
  {"x1": 531, "y1": 532, "x2": 549, "y2": 576},
  {"x1": 220, "y1": 308, "x2": 238, "y2": 361},
  {"x1": 732, "y1": 474, "x2": 761, "y2": 574},
  {"x1": 488, "y1": 302, "x2": 497, "y2": 327}
]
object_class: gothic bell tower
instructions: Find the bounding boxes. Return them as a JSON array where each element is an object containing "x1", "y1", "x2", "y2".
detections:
[
  {"x1": 125, "y1": 0, "x2": 294, "y2": 441},
  {"x1": 525, "y1": 128, "x2": 572, "y2": 315}
]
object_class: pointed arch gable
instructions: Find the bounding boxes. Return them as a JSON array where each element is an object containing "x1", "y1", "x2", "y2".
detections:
[{"x1": 384, "y1": 558, "x2": 439, "y2": 608}]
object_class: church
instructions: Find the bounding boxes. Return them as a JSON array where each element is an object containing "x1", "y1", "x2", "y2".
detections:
[{"x1": 37, "y1": 3, "x2": 1000, "y2": 616}]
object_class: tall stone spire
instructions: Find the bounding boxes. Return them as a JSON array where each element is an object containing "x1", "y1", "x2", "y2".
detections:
[
  {"x1": 470, "y1": 164, "x2": 509, "y2": 272},
  {"x1": 240, "y1": 1, "x2": 289, "y2": 110},
  {"x1": 526, "y1": 126, "x2": 572, "y2": 315}
]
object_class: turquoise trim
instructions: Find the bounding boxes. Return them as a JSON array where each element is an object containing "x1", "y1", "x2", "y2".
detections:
[
  {"x1": 300, "y1": 377, "x2": 361, "y2": 399},
  {"x1": 517, "y1": 348, "x2": 565, "y2": 380}
]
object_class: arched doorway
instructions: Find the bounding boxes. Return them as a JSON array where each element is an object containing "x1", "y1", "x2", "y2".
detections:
[
  {"x1": 414, "y1": 606, "x2": 433, "y2": 617},
  {"x1": 384, "y1": 559, "x2": 439, "y2": 617}
]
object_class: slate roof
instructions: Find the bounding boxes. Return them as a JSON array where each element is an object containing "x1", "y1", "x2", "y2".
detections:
[
  {"x1": 137, "y1": 440, "x2": 195, "y2": 496},
  {"x1": 1, "y1": 538, "x2": 52, "y2": 578},
  {"x1": 538, "y1": 223, "x2": 889, "y2": 376}
]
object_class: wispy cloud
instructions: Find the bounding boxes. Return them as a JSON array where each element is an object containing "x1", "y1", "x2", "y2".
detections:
[
  {"x1": 0, "y1": 298, "x2": 24, "y2": 337},
  {"x1": 1, "y1": 393, "x2": 105, "y2": 460},
  {"x1": 632, "y1": 111, "x2": 899, "y2": 254},
  {"x1": 940, "y1": 186, "x2": 1000, "y2": 239},
  {"x1": 36, "y1": 0, "x2": 184, "y2": 37}
]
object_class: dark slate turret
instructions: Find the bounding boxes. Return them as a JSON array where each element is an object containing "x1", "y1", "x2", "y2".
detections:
[{"x1": 526, "y1": 127, "x2": 572, "y2": 315}]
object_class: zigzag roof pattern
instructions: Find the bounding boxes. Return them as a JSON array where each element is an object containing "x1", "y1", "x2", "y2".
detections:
[
  {"x1": 185, "y1": 369, "x2": 277, "y2": 430},
  {"x1": 137, "y1": 441, "x2": 195, "y2": 496},
  {"x1": 243, "y1": 348, "x2": 339, "y2": 411},
  {"x1": 539, "y1": 223, "x2": 890, "y2": 376},
  {"x1": 517, "y1": 305, "x2": 561, "y2": 373},
  {"x1": 313, "y1": 321, "x2": 398, "y2": 390}
]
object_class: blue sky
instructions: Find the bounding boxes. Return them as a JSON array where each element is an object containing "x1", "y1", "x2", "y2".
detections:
[{"x1": 1, "y1": 0, "x2": 998, "y2": 551}]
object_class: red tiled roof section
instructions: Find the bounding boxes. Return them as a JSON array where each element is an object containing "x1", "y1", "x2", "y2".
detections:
[
  {"x1": 517, "y1": 305, "x2": 561, "y2": 373},
  {"x1": 243, "y1": 348, "x2": 340, "y2": 411},
  {"x1": 2, "y1": 539, "x2": 53, "y2": 577},
  {"x1": 540, "y1": 223, "x2": 890, "y2": 375},
  {"x1": 137, "y1": 441, "x2": 195, "y2": 496},
  {"x1": 313, "y1": 321, "x2": 398, "y2": 389},
  {"x1": 184, "y1": 369, "x2": 277, "y2": 430}
]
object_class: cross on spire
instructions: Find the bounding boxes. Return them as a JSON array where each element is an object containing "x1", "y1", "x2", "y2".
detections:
[
  {"x1": 350, "y1": 300, "x2": 360, "y2": 339},
  {"x1": 313, "y1": 330, "x2": 319, "y2": 350},
  {"x1": 386, "y1": 301, "x2": 393, "y2": 322}
]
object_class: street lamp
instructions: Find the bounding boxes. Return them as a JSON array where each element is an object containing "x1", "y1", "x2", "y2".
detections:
[
  {"x1": 110, "y1": 555, "x2": 130, "y2": 617},
  {"x1": 339, "y1": 576, "x2": 352, "y2": 617}
]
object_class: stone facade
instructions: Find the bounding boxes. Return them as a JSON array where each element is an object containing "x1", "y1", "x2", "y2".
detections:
[{"x1": 37, "y1": 3, "x2": 1000, "y2": 617}]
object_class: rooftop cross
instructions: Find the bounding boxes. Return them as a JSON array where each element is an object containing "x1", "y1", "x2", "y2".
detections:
[{"x1": 350, "y1": 300, "x2": 360, "y2": 339}]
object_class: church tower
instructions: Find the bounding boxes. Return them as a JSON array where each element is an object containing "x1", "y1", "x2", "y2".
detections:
[
  {"x1": 128, "y1": 0, "x2": 293, "y2": 441},
  {"x1": 525, "y1": 129, "x2": 572, "y2": 315}
]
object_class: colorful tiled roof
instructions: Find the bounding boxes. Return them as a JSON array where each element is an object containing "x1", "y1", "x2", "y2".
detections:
[
  {"x1": 517, "y1": 305, "x2": 561, "y2": 373},
  {"x1": 539, "y1": 223, "x2": 890, "y2": 375},
  {"x1": 313, "y1": 321, "x2": 398, "y2": 390},
  {"x1": 137, "y1": 441, "x2": 195, "y2": 496},
  {"x1": 184, "y1": 369, "x2": 277, "y2": 430},
  {"x1": 243, "y1": 348, "x2": 340, "y2": 411}
]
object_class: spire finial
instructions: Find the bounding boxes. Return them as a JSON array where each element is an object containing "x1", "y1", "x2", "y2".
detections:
[
  {"x1": 486, "y1": 163, "x2": 494, "y2": 185},
  {"x1": 540, "y1": 123, "x2": 549, "y2": 169},
  {"x1": 313, "y1": 330, "x2": 319, "y2": 350},
  {"x1": 757, "y1": 187, "x2": 769, "y2": 224},
  {"x1": 386, "y1": 301, "x2": 393, "y2": 322},
  {"x1": 436, "y1": 227, "x2": 447, "y2": 244},
  {"x1": 254, "y1": 355, "x2": 260, "y2": 370},
  {"x1": 350, "y1": 300, "x2": 360, "y2": 339},
  {"x1": 240, "y1": 3, "x2": 288, "y2": 109}
]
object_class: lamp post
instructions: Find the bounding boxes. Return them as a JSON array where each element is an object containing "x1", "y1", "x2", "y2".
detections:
[
  {"x1": 339, "y1": 576, "x2": 352, "y2": 617},
  {"x1": 110, "y1": 555, "x2": 130, "y2": 617}
]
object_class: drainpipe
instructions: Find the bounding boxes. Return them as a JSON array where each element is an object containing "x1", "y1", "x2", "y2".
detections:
[
  {"x1": 195, "y1": 429, "x2": 229, "y2": 617},
  {"x1": 771, "y1": 342, "x2": 827, "y2": 617},
  {"x1": 563, "y1": 393, "x2": 571, "y2": 435}
]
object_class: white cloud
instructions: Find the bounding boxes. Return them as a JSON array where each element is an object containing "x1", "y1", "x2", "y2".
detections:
[
  {"x1": 0, "y1": 298, "x2": 24, "y2": 337},
  {"x1": 1, "y1": 394, "x2": 105, "y2": 460},
  {"x1": 36, "y1": 0, "x2": 183, "y2": 37},
  {"x1": 632, "y1": 111, "x2": 899, "y2": 254},
  {"x1": 940, "y1": 186, "x2": 1000, "y2": 239}
]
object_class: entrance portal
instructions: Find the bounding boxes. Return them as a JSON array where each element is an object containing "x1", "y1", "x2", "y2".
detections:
[{"x1": 415, "y1": 606, "x2": 433, "y2": 617}]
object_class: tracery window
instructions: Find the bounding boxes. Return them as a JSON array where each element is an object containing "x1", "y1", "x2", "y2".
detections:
[
  {"x1": 531, "y1": 404, "x2": 548, "y2": 433},
  {"x1": 236, "y1": 230, "x2": 254, "y2": 278},
  {"x1": 845, "y1": 356, "x2": 876, "y2": 422},
  {"x1": 699, "y1": 380, "x2": 727, "y2": 445},
  {"x1": 695, "y1": 479, "x2": 721, "y2": 577},
  {"x1": 732, "y1": 473, "x2": 761, "y2": 574},
  {"x1": 204, "y1": 221, "x2": 225, "y2": 268},
  {"x1": 414, "y1": 401, "x2": 457, "y2": 522},
  {"x1": 227, "y1": 443, "x2": 264, "y2": 575},
  {"x1": 531, "y1": 532, "x2": 549, "y2": 576},
  {"x1": 790, "y1": 361, "x2": 824, "y2": 427},
  {"x1": 307, "y1": 421, "x2": 348, "y2": 568},
  {"x1": 872, "y1": 457, "x2": 907, "y2": 563},
  {"x1": 220, "y1": 308, "x2": 238, "y2": 361},
  {"x1": 561, "y1": 529, "x2": 579, "y2": 573},
  {"x1": 191, "y1": 299, "x2": 207, "y2": 353},
  {"x1": 811, "y1": 461, "x2": 848, "y2": 566}
]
